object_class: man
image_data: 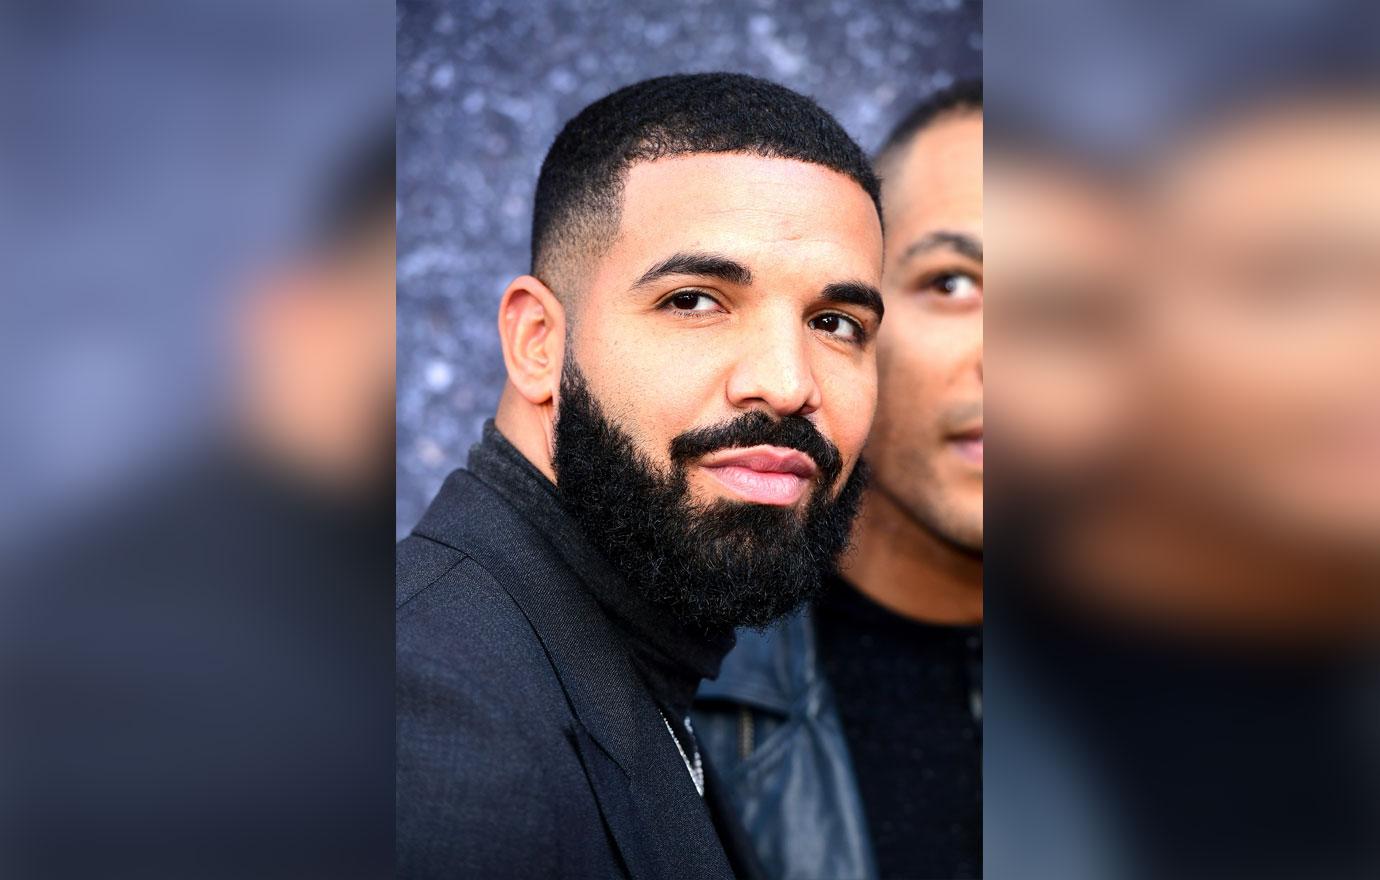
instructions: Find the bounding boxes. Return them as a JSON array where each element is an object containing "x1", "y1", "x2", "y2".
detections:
[
  {"x1": 693, "y1": 81, "x2": 982, "y2": 880},
  {"x1": 395, "y1": 73, "x2": 885, "y2": 880}
]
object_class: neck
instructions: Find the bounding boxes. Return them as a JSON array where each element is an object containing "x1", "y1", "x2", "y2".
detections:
[
  {"x1": 494, "y1": 384, "x2": 559, "y2": 484},
  {"x1": 841, "y1": 487, "x2": 983, "y2": 625}
]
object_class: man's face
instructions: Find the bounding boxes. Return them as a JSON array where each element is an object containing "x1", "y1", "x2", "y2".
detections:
[
  {"x1": 1147, "y1": 101, "x2": 1380, "y2": 549},
  {"x1": 553, "y1": 153, "x2": 883, "y2": 630},
  {"x1": 985, "y1": 157, "x2": 1138, "y2": 493},
  {"x1": 870, "y1": 112, "x2": 983, "y2": 551},
  {"x1": 567, "y1": 153, "x2": 883, "y2": 515}
]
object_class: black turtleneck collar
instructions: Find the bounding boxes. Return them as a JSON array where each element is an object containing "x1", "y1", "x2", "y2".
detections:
[{"x1": 466, "y1": 420, "x2": 734, "y2": 719}]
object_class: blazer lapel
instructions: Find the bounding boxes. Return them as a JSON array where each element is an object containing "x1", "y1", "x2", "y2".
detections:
[{"x1": 414, "y1": 471, "x2": 735, "y2": 880}]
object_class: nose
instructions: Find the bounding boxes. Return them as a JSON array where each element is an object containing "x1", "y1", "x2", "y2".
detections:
[{"x1": 724, "y1": 318, "x2": 822, "y2": 418}]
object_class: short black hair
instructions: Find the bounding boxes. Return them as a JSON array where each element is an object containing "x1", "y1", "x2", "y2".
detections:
[
  {"x1": 531, "y1": 72, "x2": 881, "y2": 289},
  {"x1": 876, "y1": 79, "x2": 983, "y2": 173}
]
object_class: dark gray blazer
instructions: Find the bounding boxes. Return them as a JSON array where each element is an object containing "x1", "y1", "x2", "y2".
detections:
[{"x1": 396, "y1": 469, "x2": 743, "y2": 880}]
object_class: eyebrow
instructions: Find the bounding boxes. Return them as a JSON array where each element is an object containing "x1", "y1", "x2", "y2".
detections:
[
  {"x1": 821, "y1": 281, "x2": 885, "y2": 321},
  {"x1": 631, "y1": 251, "x2": 753, "y2": 289},
  {"x1": 633, "y1": 249, "x2": 882, "y2": 320},
  {"x1": 903, "y1": 230, "x2": 983, "y2": 264}
]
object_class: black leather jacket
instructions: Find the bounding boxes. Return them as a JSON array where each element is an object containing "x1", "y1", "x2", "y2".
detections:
[{"x1": 692, "y1": 610, "x2": 878, "y2": 880}]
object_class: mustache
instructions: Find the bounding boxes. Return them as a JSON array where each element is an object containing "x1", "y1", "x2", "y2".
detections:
[
  {"x1": 943, "y1": 401, "x2": 984, "y2": 434},
  {"x1": 669, "y1": 411, "x2": 844, "y2": 489}
]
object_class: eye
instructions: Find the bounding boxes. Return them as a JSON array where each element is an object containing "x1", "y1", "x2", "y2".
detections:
[
  {"x1": 925, "y1": 271, "x2": 981, "y2": 301},
  {"x1": 809, "y1": 313, "x2": 865, "y2": 343},
  {"x1": 662, "y1": 289, "x2": 722, "y2": 313}
]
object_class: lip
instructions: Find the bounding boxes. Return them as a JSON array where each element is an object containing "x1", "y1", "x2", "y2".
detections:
[
  {"x1": 698, "y1": 445, "x2": 818, "y2": 506},
  {"x1": 947, "y1": 426, "x2": 983, "y2": 466}
]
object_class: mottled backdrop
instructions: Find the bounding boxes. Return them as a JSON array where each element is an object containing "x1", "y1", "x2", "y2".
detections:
[{"x1": 397, "y1": 0, "x2": 982, "y2": 535}]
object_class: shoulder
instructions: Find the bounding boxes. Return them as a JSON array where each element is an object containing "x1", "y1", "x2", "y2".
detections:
[
  {"x1": 395, "y1": 532, "x2": 467, "y2": 608},
  {"x1": 395, "y1": 538, "x2": 584, "y2": 876},
  {"x1": 396, "y1": 533, "x2": 556, "y2": 702}
]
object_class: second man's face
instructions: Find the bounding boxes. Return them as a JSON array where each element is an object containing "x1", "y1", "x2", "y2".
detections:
[{"x1": 872, "y1": 112, "x2": 985, "y2": 551}]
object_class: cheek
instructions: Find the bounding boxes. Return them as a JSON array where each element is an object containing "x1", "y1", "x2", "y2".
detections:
[
  {"x1": 873, "y1": 318, "x2": 962, "y2": 429},
  {"x1": 571, "y1": 319, "x2": 728, "y2": 460},
  {"x1": 816, "y1": 356, "x2": 877, "y2": 465}
]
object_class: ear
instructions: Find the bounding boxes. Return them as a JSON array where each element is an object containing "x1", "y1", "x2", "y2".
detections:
[{"x1": 497, "y1": 274, "x2": 566, "y2": 406}]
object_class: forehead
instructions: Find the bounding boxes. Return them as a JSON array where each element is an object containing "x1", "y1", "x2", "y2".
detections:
[
  {"x1": 885, "y1": 112, "x2": 983, "y2": 239},
  {"x1": 594, "y1": 153, "x2": 883, "y2": 286}
]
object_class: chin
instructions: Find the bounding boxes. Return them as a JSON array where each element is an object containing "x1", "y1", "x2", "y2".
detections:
[
  {"x1": 903, "y1": 493, "x2": 984, "y2": 555},
  {"x1": 940, "y1": 520, "x2": 984, "y2": 555}
]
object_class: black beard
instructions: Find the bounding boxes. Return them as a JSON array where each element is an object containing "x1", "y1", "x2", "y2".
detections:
[{"x1": 552, "y1": 360, "x2": 868, "y2": 634}]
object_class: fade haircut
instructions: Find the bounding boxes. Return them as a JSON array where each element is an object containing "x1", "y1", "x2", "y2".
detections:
[
  {"x1": 875, "y1": 79, "x2": 983, "y2": 179},
  {"x1": 531, "y1": 72, "x2": 882, "y2": 297}
]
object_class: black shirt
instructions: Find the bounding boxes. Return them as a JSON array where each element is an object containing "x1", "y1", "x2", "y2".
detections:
[{"x1": 815, "y1": 576, "x2": 983, "y2": 880}]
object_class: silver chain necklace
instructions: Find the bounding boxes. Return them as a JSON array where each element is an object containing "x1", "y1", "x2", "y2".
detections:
[{"x1": 659, "y1": 711, "x2": 704, "y2": 797}]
